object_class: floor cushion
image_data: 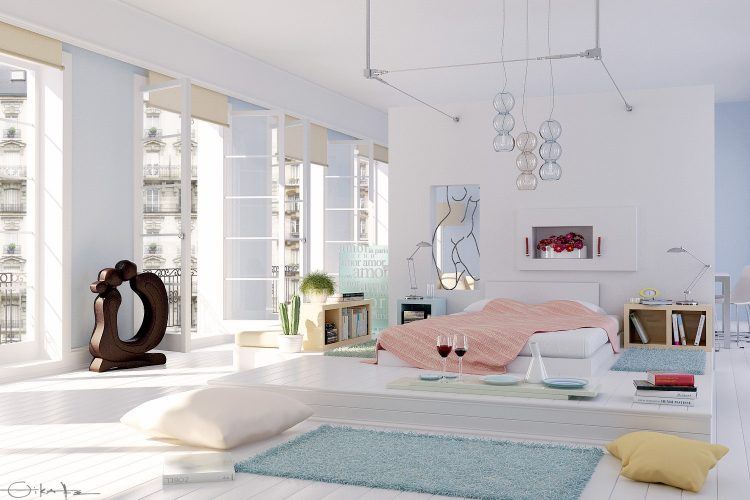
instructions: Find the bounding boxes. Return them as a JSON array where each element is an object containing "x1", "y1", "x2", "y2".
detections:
[
  {"x1": 607, "y1": 431, "x2": 728, "y2": 492},
  {"x1": 121, "y1": 387, "x2": 313, "y2": 449}
]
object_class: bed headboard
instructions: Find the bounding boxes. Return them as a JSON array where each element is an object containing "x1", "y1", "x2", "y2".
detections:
[{"x1": 484, "y1": 281, "x2": 600, "y2": 305}]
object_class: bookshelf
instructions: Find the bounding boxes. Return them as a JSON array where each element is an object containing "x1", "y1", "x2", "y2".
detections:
[
  {"x1": 299, "y1": 299, "x2": 373, "y2": 351},
  {"x1": 623, "y1": 303, "x2": 713, "y2": 351}
]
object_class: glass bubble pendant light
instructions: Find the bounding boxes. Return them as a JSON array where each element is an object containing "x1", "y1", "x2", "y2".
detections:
[{"x1": 492, "y1": 91, "x2": 516, "y2": 152}]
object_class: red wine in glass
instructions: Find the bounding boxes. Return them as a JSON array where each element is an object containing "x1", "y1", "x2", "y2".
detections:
[
  {"x1": 436, "y1": 335, "x2": 453, "y2": 382},
  {"x1": 453, "y1": 335, "x2": 468, "y2": 382},
  {"x1": 437, "y1": 344, "x2": 453, "y2": 357}
]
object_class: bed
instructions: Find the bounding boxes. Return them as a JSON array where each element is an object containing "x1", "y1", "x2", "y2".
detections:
[{"x1": 378, "y1": 281, "x2": 621, "y2": 377}]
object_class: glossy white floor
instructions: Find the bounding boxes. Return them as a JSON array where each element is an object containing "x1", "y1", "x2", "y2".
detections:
[{"x1": 0, "y1": 344, "x2": 747, "y2": 500}]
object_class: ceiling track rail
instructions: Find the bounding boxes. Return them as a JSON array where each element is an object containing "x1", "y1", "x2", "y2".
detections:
[{"x1": 363, "y1": 0, "x2": 632, "y2": 123}]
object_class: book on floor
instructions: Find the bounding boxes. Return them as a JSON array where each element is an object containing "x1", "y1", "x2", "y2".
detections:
[
  {"x1": 633, "y1": 395, "x2": 695, "y2": 406},
  {"x1": 635, "y1": 389, "x2": 696, "y2": 399},
  {"x1": 647, "y1": 372, "x2": 695, "y2": 386},
  {"x1": 633, "y1": 380, "x2": 696, "y2": 392},
  {"x1": 163, "y1": 452, "x2": 235, "y2": 484}
]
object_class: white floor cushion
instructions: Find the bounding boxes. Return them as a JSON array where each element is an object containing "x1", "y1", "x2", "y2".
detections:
[{"x1": 121, "y1": 387, "x2": 313, "y2": 449}]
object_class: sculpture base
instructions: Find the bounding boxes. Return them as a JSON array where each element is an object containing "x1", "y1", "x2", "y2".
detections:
[{"x1": 89, "y1": 352, "x2": 167, "y2": 373}]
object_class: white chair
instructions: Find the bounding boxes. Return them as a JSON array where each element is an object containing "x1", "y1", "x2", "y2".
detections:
[{"x1": 731, "y1": 266, "x2": 750, "y2": 345}]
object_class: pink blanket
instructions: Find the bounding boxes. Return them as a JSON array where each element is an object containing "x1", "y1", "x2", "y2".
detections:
[{"x1": 376, "y1": 299, "x2": 620, "y2": 374}]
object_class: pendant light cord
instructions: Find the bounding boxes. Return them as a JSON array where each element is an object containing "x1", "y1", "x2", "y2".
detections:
[
  {"x1": 547, "y1": 0, "x2": 556, "y2": 120},
  {"x1": 521, "y1": 0, "x2": 529, "y2": 132},
  {"x1": 499, "y1": 0, "x2": 508, "y2": 92}
]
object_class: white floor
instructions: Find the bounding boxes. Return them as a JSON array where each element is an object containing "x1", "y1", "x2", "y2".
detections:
[{"x1": 0, "y1": 344, "x2": 748, "y2": 499}]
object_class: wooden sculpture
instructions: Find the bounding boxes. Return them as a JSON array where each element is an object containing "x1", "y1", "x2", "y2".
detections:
[{"x1": 88, "y1": 260, "x2": 169, "y2": 372}]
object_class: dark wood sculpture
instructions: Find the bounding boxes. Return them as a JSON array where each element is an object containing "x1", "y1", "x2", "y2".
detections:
[{"x1": 89, "y1": 260, "x2": 169, "y2": 372}]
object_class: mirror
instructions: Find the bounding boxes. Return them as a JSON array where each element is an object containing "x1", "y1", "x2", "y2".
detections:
[{"x1": 430, "y1": 185, "x2": 480, "y2": 291}]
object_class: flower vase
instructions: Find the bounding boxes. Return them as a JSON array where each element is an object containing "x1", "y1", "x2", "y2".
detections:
[{"x1": 524, "y1": 341, "x2": 548, "y2": 384}]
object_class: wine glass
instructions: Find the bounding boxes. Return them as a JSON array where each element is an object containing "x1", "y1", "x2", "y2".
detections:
[
  {"x1": 454, "y1": 335, "x2": 468, "y2": 382},
  {"x1": 436, "y1": 335, "x2": 453, "y2": 382}
]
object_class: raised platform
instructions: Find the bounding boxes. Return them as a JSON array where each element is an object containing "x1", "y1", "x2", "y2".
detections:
[{"x1": 210, "y1": 355, "x2": 714, "y2": 444}]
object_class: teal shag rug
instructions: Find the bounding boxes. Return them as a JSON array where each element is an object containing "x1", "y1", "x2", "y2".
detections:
[
  {"x1": 235, "y1": 425, "x2": 603, "y2": 500},
  {"x1": 323, "y1": 339, "x2": 377, "y2": 358},
  {"x1": 610, "y1": 347, "x2": 706, "y2": 374}
]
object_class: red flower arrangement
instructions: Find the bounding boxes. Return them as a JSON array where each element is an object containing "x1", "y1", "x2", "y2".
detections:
[{"x1": 537, "y1": 232, "x2": 585, "y2": 253}]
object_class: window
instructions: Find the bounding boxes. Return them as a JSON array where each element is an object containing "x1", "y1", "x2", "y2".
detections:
[{"x1": 0, "y1": 61, "x2": 31, "y2": 349}]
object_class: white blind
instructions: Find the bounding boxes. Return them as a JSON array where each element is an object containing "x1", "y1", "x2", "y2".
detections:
[
  {"x1": 147, "y1": 71, "x2": 228, "y2": 127},
  {"x1": 0, "y1": 21, "x2": 62, "y2": 68}
]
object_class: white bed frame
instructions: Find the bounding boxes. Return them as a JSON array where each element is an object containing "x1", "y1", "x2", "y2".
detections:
[{"x1": 484, "y1": 280, "x2": 600, "y2": 305}]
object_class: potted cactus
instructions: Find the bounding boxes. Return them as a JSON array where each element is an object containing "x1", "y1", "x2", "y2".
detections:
[
  {"x1": 300, "y1": 271, "x2": 335, "y2": 303},
  {"x1": 278, "y1": 294, "x2": 303, "y2": 352}
]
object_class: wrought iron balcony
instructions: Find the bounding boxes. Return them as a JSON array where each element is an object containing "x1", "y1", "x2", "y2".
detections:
[
  {"x1": 143, "y1": 164, "x2": 198, "y2": 180},
  {"x1": 0, "y1": 203, "x2": 25, "y2": 213},
  {"x1": 0, "y1": 165, "x2": 26, "y2": 179},
  {"x1": 0, "y1": 272, "x2": 27, "y2": 344},
  {"x1": 2, "y1": 128, "x2": 20, "y2": 139},
  {"x1": 148, "y1": 267, "x2": 197, "y2": 329}
]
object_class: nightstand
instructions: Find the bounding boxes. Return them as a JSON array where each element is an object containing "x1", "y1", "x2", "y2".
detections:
[
  {"x1": 396, "y1": 297, "x2": 447, "y2": 324},
  {"x1": 624, "y1": 303, "x2": 713, "y2": 351}
]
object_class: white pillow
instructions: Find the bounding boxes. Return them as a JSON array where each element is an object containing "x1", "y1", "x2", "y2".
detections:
[
  {"x1": 463, "y1": 299, "x2": 491, "y2": 312},
  {"x1": 574, "y1": 300, "x2": 607, "y2": 315},
  {"x1": 120, "y1": 387, "x2": 313, "y2": 449}
]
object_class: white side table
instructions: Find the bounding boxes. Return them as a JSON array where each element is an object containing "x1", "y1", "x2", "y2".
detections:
[{"x1": 396, "y1": 297, "x2": 447, "y2": 325}]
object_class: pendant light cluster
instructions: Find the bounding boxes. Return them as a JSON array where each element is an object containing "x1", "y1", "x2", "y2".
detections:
[{"x1": 493, "y1": 0, "x2": 563, "y2": 190}]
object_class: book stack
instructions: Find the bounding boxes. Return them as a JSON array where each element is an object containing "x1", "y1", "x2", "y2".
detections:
[
  {"x1": 163, "y1": 452, "x2": 235, "y2": 484},
  {"x1": 343, "y1": 292, "x2": 365, "y2": 302},
  {"x1": 324, "y1": 322, "x2": 338, "y2": 345},
  {"x1": 633, "y1": 372, "x2": 696, "y2": 407}
]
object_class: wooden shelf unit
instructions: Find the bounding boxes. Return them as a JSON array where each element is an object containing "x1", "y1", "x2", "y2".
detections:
[
  {"x1": 299, "y1": 299, "x2": 373, "y2": 351},
  {"x1": 624, "y1": 303, "x2": 713, "y2": 351}
]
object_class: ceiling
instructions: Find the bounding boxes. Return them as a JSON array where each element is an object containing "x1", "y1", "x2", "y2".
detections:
[{"x1": 118, "y1": 0, "x2": 750, "y2": 112}]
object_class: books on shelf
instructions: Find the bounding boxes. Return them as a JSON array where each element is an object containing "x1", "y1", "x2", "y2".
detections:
[
  {"x1": 629, "y1": 312, "x2": 650, "y2": 344},
  {"x1": 671, "y1": 313, "x2": 680, "y2": 345},
  {"x1": 343, "y1": 292, "x2": 365, "y2": 301},
  {"x1": 694, "y1": 314, "x2": 706, "y2": 346},
  {"x1": 677, "y1": 314, "x2": 687, "y2": 346},
  {"x1": 339, "y1": 306, "x2": 369, "y2": 341},
  {"x1": 641, "y1": 298, "x2": 673, "y2": 306},
  {"x1": 647, "y1": 372, "x2": 695, "y2": 386},
  {"x1": 324, "y1": 322, "x2": 338, "y2": 345},
  {"x1": 163, "y1": 452, "x2": 234, "y2": 484}
]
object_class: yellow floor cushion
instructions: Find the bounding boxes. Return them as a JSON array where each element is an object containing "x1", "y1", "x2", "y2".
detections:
[
  {"x1": 235, "y1": 330, "x2": 280, "y2": 348},
  {"x1": 607, "y1": 431, "x2": 728, "y2": 492}
]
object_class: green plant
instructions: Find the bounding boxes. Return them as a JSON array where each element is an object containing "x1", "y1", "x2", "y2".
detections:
[
  {"x1": 279, "y1": 294, "x2": 301, "y2": 335},
  {"x1": 6, "y1": 127, "x2": 15, "y2": 137},
  {"x1": 300, "y1": 271, "x2": 335, "y2": 296},
  {"x1": 148, "y1": 126, "x2": 158, "y2": 136},
  {"x1": 6, "y1": 243, "x2": 15, "y2": 253}
]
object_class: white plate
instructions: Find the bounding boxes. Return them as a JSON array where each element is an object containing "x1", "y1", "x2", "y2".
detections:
[{"x1": 481, "y1": 374, "x2": 522, "y2": 386}]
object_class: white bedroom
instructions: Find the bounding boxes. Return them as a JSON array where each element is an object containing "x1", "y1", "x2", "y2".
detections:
[{"x1": 0, "y1": 1, "x2": 748, "y2": 499}]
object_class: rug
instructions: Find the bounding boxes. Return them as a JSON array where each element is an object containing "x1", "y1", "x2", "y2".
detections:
[
  {"x1": 610, "y1": 347, "x2": 705, "y2": 374},
  {"x1": 235, "y1": 425, "x2": 603, "y2": 500},
  {"x1": 323, "y1": 339, "x2": 376, "y2": 358}
]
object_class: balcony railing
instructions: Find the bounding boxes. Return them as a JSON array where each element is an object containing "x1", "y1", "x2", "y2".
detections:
[
  {"x1": 2, "y1": 129, "x2": 20, "y2": 139},
  {"x1": 0, "y1": 272, "x2": 26, "y2": 344},
  {"x1": 149, "y1": 267, "x2": 197, "y2": 329},
  {"x1": 270, "y1": 265, "x2": 301, "y2": 313},
  {"x1": 3, "y1": 244, "x2": 21, "y2": 255},
  {"x1": 144, "y1": 128, "x2": 162, "y2": 140},
  {"x1": 0, "y1": 203, "x2": 25, "y2": 213},
  {"x1": 144, "y1": 245, "x2": 162, "y2": 255},
  {"x1": 0, "y1": 165, "x2": 27, "y2": 179},
  {"x1": 143, "y1": 164, "x2": 198, "y2": 180}
]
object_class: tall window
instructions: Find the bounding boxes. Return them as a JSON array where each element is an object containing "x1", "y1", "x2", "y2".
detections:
[{"x1": 0, "y1": 60, "x2": 33, "y2": 348}]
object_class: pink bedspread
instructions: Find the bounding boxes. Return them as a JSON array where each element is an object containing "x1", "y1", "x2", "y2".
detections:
[{"x1": 375, "y1": 299, "x2": 620, "y2": 374}]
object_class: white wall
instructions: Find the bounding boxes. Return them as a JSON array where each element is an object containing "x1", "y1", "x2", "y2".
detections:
[
  {"x1": 0, "y1": 0, "x2": 387, "y2": 145},
  {"x1": 715, "y1": 101, "x2": 750, "y2": 285},
  {"x1": 388, "y1": 86, "x2": 715, "y2": 321},
  {"x1": 68, "y1": 45, "x2": 142, "y2": 348}
]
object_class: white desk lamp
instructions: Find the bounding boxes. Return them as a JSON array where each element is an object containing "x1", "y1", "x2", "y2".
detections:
[
  {"x1": 407, "y1": 241, "x2": 432, "y2": 299},
  {"x1": 667, "y1": 246, "x2": 711, "y2": 305}
]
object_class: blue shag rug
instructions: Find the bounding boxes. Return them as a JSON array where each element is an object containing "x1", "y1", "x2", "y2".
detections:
[
  {"x1": 323, "y1": 339, "x2": 377, "y2": 358},
  {"x1": 235, "y1": 425, "x2": 603, "y2": 500},
  {"x1": 610, "y1": 347, "x2": 706, "y2": 374}
]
